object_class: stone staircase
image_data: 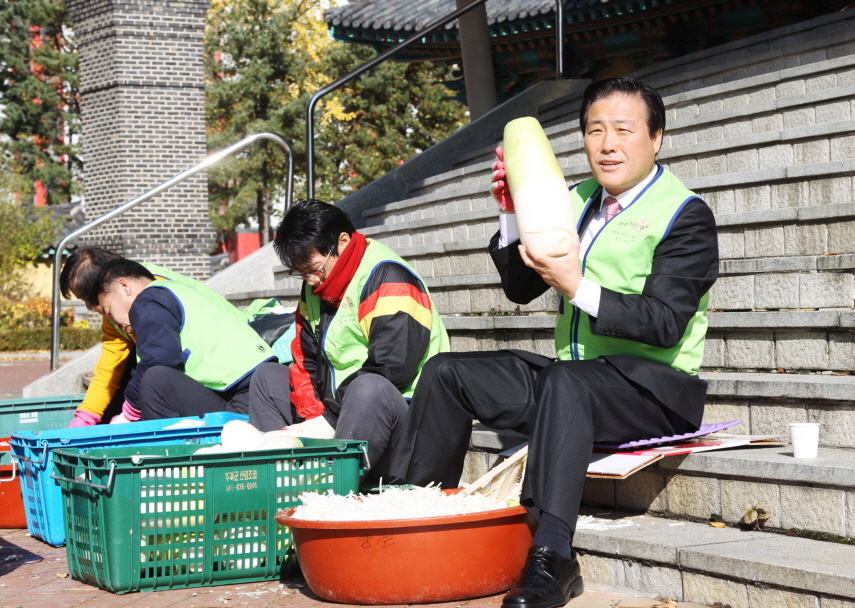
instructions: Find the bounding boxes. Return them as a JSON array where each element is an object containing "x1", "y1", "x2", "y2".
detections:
[
  {"x1": 24, "y1": 8, "x2": 855, "y2": 606},
  {"x1": 208, "y1": 10, "x2": 855, "y2": 605}
]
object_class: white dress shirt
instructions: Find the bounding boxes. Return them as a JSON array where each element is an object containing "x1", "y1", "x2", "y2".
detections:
[{"x1": 498, "y1": 164, "x2": 659, "y2": 319}]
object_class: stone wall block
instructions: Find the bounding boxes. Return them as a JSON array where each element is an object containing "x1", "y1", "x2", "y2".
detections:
[
  {"x1": 808, "y1": 177, "x2": 852, "y2": 204},
  {"x1": 816, "y1": 101, "x2": 851, "y2": 125},
  {"x1": 672, "y1": 131, "x2": 696, "y2": 147},
  {"x1": 747, "y1": 587, "x2": 816, "y2": 608},
  {"x1": 847, "y1": 491, "x2": 855, "y2": 539},
  {"x1": 725, "y1": 331, "x2": 775, "y2": 368},
  {"x1": 745, "y1": 226, "x2": 784, "y2": 258},
  {"x1": 683, "y1": 572, "x2": 749, "y2": 608},
  {"x1": 449, "y1": 333, "x2": 478, "y2": 354},
  {"x1": 748, "y1": 87, "x2": 776, "y2": 105},
  {"x1": 581, "y1": 478, "x2": 615, "y2": 509},
  {"x1": 413, "y1": 258, "x2": 434, "y2": 279},
  {"x1": 751, "y1": 112, "x2": 784, "y2": 133},
  {"x1": 733, "y1": 184, "x2": 771, "y2": 213},
  {"x1": 696, "y1": 153, "x2": 728, "y2": 178},
  {"x1": 706, "y1": 189, "x2": 736, "y2": 215},
  {"x1": 727, "y1": 149, "x2": 760, "y2": 174},
  {"x1": 758, "y1": 144, "x2": 793, "y2": 171},
  {"x1": 717, "y1": 229, "x2": 745, "y2": 259},
  {"x1": 793, "y1": 140, "x2": 831, "y2": 166},
  {"x1": 532, "y1": 334, "x2": 557, "y2": 358},
  {"x1": 721, "y1": 92, "x2": 749, "y2": 110},
  {"x1": 703, "y1": 400, "x2": 751, "y2": 435},
  {"x1": 675, "y1": 103, "x2": 699, "y2": 119},
  {"x1": 780, "y1": 485, "x2": 846, "y2": 536},
  {"x1": 696, "y1": 124, "x2": 724, "y2": 143},
  {"x1": 724, "y1": 118, "x2": 752, "y2": 139},
  {"x1": 751, "y1": 404, "x2": 807, "y2": 437},
  {"x1": 431, "y1": 289, "x2": 449, "y2": 315},
  {"x1": 433, "y1": 254, "x2": 452, "y2": 278},
  {"x1": 470, "y1": 288, "x2": 497, "y2": 313},
  {"x1": 622, "y1": 562, "x2": 683, "y2": 602},
  {"x1": 614, "y1": 468, "x2": 667, "y2": 513},
  {"x1": 448, "y1": 289, "x2": 472, "y2": 315},
  {"x1": 665, "y1": 474, "x2": 720, "y2": 520},
  {"x1": 775, "y1": 79, "x2": 805, "y2": 99},
  {"x1": 808, "y1": 407, "x2": 855, "y2": 449},
  {"x1": 799, "y1": 273, "x2": 854, "y2": 309},
  {"x1": 805, "y1": 73, "x2": 837, "y2": 93},
  {"x1": 830, "y1": 134, "x2": 855, "y2": 162},
  {"x1": 667, "y1": 158, "x2": 698, "y2": 180},
  {"x1": 783, "y1": 107, "x2": 815, "y2": 129},
  {"x1": 828, "y1": 220, "x2": 855, "y2": 254},
  {"x1": 577, "y1": 554, "x2": 625, "y2": 590},
  {"x1": 775, "y1": 331, "x2": 829, "y2": 369},
  {"x1": 709, "y1": 275, "x2": 754, "y2": 310},
  {"x1": 702, "y1": 333, "x2": 725, "y2": 368},
  {"x1": 828, "y1": 332, "x2": 855, "y2": 371},
  {"x1": 784, "y1": 223, "x2": 827, "y2": 256},
  {"x1": 771, "y1": 181, "x2": 809, "y2": 209},
  {"x1": 720, "y1": 480, "x2": 782, "y2": 529}
]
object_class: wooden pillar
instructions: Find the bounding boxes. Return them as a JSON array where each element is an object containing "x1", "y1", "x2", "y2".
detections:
[{"x1": 456, "y1": 0, "x2": 498, "y2": 121}]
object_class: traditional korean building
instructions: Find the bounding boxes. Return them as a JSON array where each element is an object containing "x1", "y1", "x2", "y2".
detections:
[{"x1": 326, "y1": 0, "x2": 853, "y2": 108}]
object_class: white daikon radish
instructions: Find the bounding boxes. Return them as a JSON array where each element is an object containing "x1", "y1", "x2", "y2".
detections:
[
  {"x1": 502, "y1": 116, "x2": 576, "y2": 257},
  {"x1": 220, "y1": 420, "x2": 264, "y2": 451},
  {"x1": 194, "y1": 444, "x2": 226, "y2": 455},
  {"x1": 258, "y1": 435, "x2": 303, "y2": 451}
]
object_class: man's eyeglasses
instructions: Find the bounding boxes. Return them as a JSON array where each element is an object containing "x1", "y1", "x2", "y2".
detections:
[{"x1": 288, "y1": 246, "x2": 336, "y2": 279}]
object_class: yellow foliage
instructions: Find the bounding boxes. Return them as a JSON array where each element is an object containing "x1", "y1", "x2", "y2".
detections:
[{"x1": 206, "y1": 0, "x2": 355, "y2": 124}]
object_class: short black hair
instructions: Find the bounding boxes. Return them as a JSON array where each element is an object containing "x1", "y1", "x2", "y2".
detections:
[
  {"x1": 273, "y1": 199, "x2": 355, "y2": 270},
  {"x1": 90, "y1": 259, "x2": 155, "y2": 303},
  {"x1": 59, "y1": 246, "x2": 123, "y2": 304},
  {"x1": 579, "y1": 77, "x2": 666, "y2": 138}
]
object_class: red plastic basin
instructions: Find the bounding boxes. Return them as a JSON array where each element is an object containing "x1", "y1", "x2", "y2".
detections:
[
  {"x1": 276, "y1": 498, "x2": 535, "y2": 605},
  {"x1": 0, "y1": 438, "x2": 26, "y2": 528}
]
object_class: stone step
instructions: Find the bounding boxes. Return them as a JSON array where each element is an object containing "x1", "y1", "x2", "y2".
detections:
[
  {"x1": 570, "y1": 510, "x2": 855, "y2": 605},
  {"x1": 467, "y1": 421, "x2": 855, "y2": 540},
  {"x1": 388, "y1": 52, "x2": 855, "y2": 210},
  {"x1": 538, "y1": 9, "x2": 855, "y2": 127}
]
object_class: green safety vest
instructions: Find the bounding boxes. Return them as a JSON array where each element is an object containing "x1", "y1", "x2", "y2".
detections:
[
  {"x1": 301, "y1": 239, "x2": 450, "y2": 398},
  {"x1": 108, "y1": 263, "x2": 202, "y2": 341},
  {"x1": 555, "y1": 166, "x2": 709, "y2": 375},
  {"x1": 141, "y1": 280, "x2": 274, "y2": 391}
]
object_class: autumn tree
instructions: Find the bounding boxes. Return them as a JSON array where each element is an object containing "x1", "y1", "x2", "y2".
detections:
[
  {"x1": 0, "y1": 0, "x2": 81, "y2": 206},
  {"x1": 204, "y1": 0, "x2": 466, "y2": 239}
]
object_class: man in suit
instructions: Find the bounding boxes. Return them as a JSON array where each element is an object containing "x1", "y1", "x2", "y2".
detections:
[{"x1": 391, "y1": 77, "x2": 718, "y2": 608}]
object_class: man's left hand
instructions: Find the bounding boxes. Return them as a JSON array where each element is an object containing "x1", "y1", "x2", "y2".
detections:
[{"x1": 519, "y1": 234, "x2": 583, "y2": 299}]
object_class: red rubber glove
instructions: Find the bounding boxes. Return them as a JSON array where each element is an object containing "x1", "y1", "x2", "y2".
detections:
[
  {"x1": 67, "y1": 409, "x2": 101, "y2": 428},
  {"x1": 491, "y1": 146, "x2": 515, "y2": 213}
]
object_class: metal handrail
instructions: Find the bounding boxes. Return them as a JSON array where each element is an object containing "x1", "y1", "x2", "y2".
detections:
[
  {"x1": 50, "y1": 132, "x2": 295, "y2": 370},
  {"x1": 306, "y1": 0, "x2": 565, "y2": 199}
]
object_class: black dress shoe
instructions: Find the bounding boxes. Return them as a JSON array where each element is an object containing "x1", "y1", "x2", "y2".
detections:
[{"x1": 501, "y1": 546, "x2": 584, "y2": 608}]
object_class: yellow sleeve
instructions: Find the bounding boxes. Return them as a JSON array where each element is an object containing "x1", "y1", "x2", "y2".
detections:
[{"x1": 77, "y1": 317, "x2": 134, "y2": 419}]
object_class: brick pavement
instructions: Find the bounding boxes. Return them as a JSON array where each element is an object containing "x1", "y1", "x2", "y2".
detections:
[
  {"x1": 0, "y1": 528, "x2": 711, "y2": 608},
  {"x1": 0, "y1": 360, "x2": 51, "y2": 400}
]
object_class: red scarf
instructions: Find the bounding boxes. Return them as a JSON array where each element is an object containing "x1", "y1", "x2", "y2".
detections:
[{"x1": 312, "y1": 232, "x2": 367, "y2": 308}]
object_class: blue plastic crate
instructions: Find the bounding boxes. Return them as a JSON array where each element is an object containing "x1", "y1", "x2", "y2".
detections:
[{"x1": 10, "y1": 411, "x2": 248, "y2": 547}]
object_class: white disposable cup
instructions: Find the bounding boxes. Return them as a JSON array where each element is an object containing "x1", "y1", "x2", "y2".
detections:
[{"x1": 789, "y1": 423, "x2": 821, "y2": 458}]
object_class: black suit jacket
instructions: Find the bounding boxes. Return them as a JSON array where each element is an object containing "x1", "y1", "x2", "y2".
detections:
[{"x1": 489, "y1": 193, "x2": 719, "y2": 427}]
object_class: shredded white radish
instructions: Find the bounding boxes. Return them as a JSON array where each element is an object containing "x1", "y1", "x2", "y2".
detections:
[{"x1": 290, "y1": 485, "x2": 510, "y2": 521}]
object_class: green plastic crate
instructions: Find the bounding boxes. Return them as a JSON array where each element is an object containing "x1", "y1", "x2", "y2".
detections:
[
  {"x1": 0, "y1": 395, "x2": 82, "y2": 437},
  {"x1": 52, "y1": 438, "x2": 366, "y2": 594}
]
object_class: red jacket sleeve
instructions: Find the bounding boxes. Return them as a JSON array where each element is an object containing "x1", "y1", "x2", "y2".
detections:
[{"x1": 289, "y1": 302, "x2": 326, "y2": 420}]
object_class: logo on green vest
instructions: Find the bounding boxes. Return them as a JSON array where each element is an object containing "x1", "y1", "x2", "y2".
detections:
[{"x1": 631, "y1": 219, "x2": 651, "y2": 233}]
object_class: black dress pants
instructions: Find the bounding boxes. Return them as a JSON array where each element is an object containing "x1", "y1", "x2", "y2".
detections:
[
  {"x1": 390, "y1": 351, "x2": 694, "y2": 532},
  {"x1": 138, "y1": 366, "x2": 251, "y2": 420}
]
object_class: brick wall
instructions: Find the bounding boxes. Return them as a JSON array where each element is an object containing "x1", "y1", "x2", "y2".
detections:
[{"x1": 66, "y1": 0, "x2": 214, "y2": 279}]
